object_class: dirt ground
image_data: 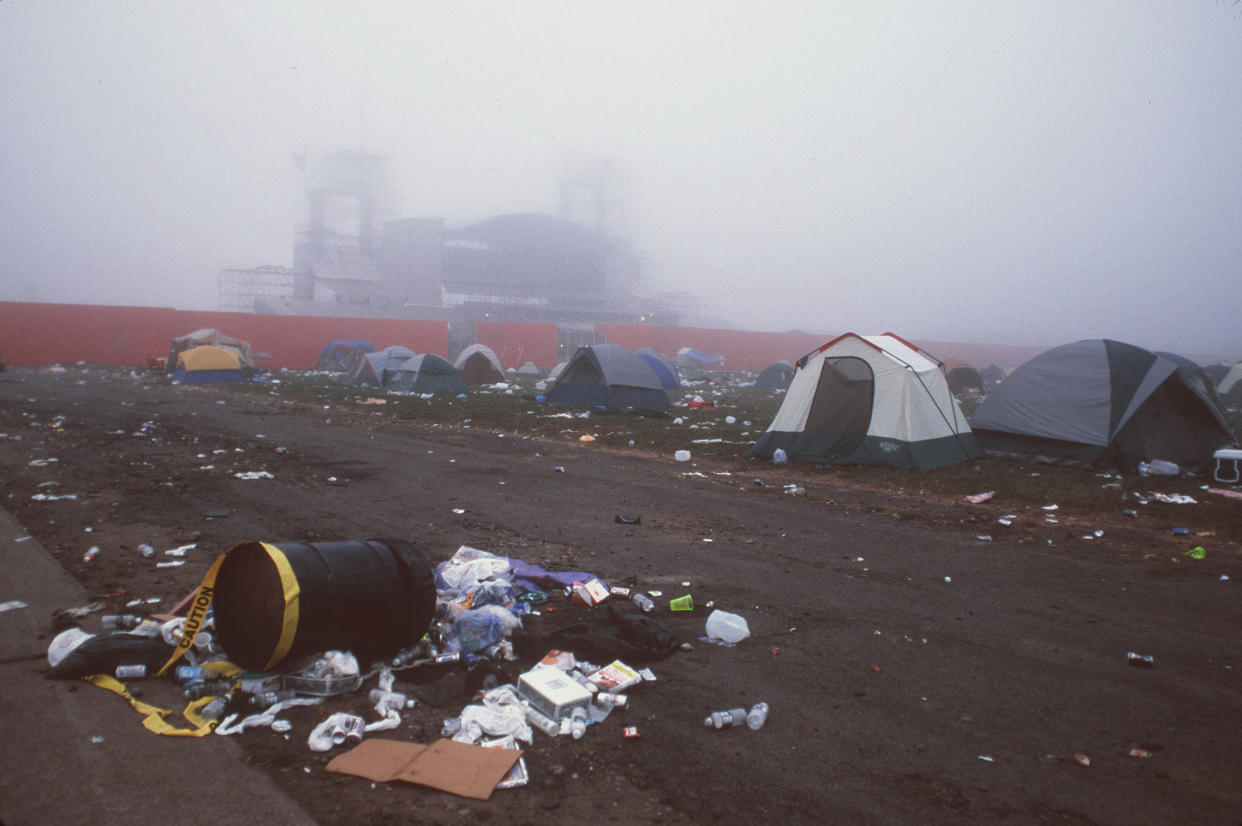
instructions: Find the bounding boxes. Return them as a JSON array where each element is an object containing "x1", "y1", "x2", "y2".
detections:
[{"x1": 3, "y1": 365, "x2": 1241, "y2": 825}]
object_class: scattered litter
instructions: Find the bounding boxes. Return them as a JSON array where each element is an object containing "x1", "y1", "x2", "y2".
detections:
[
  {"x1": 578, "y1": 434, "x2": 595, "y2": 443},
  {"x1": 1151, "y1": 493, "x2": 1196, "y2": 504},
  {"x1": 1185, "y1": 546, "x2": 1206, "y2": 560},
  {"x1": 1128, "y1": 748, "x2": 1151, "y2": 758},
  {"x1": 452, "y1": 508, "x2": 466, "y2": 515},
  {"x1": 163, "y1": 543, "x2": 197, "y2": 558},
  {"x1": 31, "y1": 493, "x2": 78, "y2": 501},
  {"x1": 0, "y1": 600, "x2": 29, "y2": 612},
  {"x1": 1041, "y1": 504, "x2": 1058, "y2": 511},
  {"x1": 234, "y1": 471, "x2": 274, "y2": 480},
  {"x1": 771, "y1": 449, "x2": 787, "y2": 464},
  {"x1": 977, "y1": 755, "x2": 994, "y2": 762},
  {"x1": 965, "y1": 491, "x2": 994, "y2": 504},
  {"x1": 362, "y1": 398, "x2": 387, "y2": 405},
  {"x1": 1206, "y1": 487, "x2": 1242, "y2": 500},
  {"x1": 674, "y1": 450, "x2": 692, "y2": 462},
  {"x1": 1074, "y1": 753, "x2": 1091, "y2": 767},
  {"x1": 1127, "y1": 651, "x2": 1155, "y2": 667}
]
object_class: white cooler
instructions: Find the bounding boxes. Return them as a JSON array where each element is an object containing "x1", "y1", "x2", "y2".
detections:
[{"x1": 1213, "y1": 448, "x2": 1242, "y2": 484}]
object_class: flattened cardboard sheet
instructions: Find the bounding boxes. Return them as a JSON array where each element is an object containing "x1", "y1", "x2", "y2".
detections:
[{"x1": 325, "y1": 738, "x2": 521, "y2": 800}]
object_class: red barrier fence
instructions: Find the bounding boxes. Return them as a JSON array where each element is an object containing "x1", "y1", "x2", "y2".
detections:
[
  {"x1": 0, "y1": 301, "x2": 1058, "y2": 374},
  {"x1": 597, "y1": 325, "x2": 830, "y2": 372},
  {"x1": 0, "y1": 302, "x2": 448, "y2": 369},
  {"x1": 474, "y1": 322, "x2": 559, "y2": 370}
]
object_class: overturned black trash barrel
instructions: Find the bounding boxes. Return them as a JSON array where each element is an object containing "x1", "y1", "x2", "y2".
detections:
[{"x1": 213, "y1": 538, "x2": 437, "y2": 672}]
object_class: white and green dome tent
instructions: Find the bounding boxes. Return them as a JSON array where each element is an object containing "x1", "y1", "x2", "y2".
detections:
[{"x1": 749, "y1": 333, "x2": 979, "y2": 469}]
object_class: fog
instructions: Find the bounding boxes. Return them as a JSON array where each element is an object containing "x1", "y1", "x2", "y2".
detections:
[{"x1": 2, "y1": 3, "x2": 1240, "y2": 357}]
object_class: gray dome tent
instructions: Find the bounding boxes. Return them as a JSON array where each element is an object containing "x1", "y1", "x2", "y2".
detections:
[
  {"x1": 546, "y1": 344, "x2": 670, "y2": 410},
  {"x1": 754, "y1": 360, "x2": 795, "y2": 390},
  {"x1": 348, "y1": 346, "x2": 416, "y2": 387},
  {"x1": 454, "y1": 344, "x2": 505, "y2": 385},
  {"x1": 971, "y1": 339, "x2": 1235, "y2": 472},
  {"x1": 386, "y1": 353, "x2": 468, "y2": 395}
]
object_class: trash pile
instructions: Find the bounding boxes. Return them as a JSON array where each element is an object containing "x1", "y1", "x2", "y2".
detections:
[{"x1": 44, "y1": 540, "x2": 767, "y2": 800}]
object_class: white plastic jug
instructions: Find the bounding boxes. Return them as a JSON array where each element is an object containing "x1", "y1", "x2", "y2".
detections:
[{"x1": 705, "y1": 609, "x2": 751, "y2": 644}]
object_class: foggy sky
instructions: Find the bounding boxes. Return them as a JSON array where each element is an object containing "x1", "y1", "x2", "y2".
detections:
[{"x1": 2, "y1": 2, "x2": 1240, "y2": 358}]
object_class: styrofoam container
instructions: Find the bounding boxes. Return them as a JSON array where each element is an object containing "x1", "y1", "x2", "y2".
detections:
[{"x1": 517, "y1": 666, "x2": 593, "y2": 721}]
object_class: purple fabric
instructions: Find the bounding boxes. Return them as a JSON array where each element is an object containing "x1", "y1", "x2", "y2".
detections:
[{"x1": 507, "y1": 558, "x2": 605, "y2": 594}]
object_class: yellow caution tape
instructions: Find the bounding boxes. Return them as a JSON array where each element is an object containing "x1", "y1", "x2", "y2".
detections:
[
  {"x1": 263, "y1": 542, "x2": 300, "y2": 671},
  {"x1": 156, "y1": 540, "x2": 301, "y2": 676},
  {"x1": 84, "y1": 674, "x2": 219, "y2": 738}
]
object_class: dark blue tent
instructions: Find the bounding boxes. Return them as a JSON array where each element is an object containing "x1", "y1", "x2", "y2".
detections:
[
  {"x1": 635, "y1": 347, "x2": 681, "y2": 389},
  {"x1": 316, "y1": 340, "x2": 374, "y2": 373}
]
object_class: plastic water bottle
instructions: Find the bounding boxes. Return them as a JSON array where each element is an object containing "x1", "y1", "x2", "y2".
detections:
[
  {"x1": 704, "y1": 707, "x2": 748, "y2": 729},
  {"x1": 200, "y1": 696, "x2": 229, "y2": 721},
  {"x1": 101, "y1": 614, "x2": 142, "y2": 630},
  {"x1": 631, "y1": 592, "x2": 655, "y2": 613},
  {"x1": 746, "y1": 702, "x2": 769, "y2": 730},
  {"x1": 250, "y1": 689, "x2": 298, "y2": 708},
  {"x1": 570, "y1": 706, "x2": 587, "y2": 740},
  {"x1": 83, "y1": 546, "x2": 100, "y2": 562}
]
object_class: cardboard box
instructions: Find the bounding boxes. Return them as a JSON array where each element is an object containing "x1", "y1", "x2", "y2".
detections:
[
  {"x1": 588, "y1": 660, "x2": 641, "y2": 692},
  {"x1": 517, "y1": 666, "x2": 592, "y2": 720}
]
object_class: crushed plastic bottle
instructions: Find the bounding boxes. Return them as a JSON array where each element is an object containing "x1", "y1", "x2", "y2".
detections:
[{"x1": 631, "y1": 592, "x2": 655, "y2": 613}]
